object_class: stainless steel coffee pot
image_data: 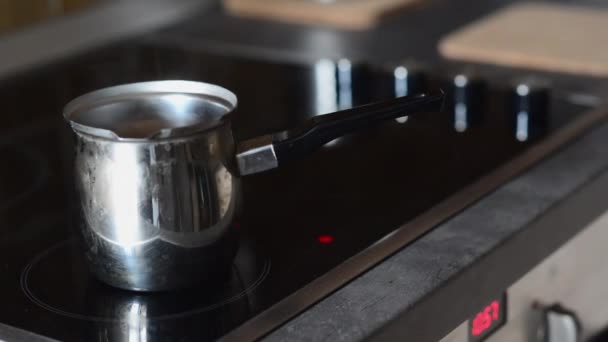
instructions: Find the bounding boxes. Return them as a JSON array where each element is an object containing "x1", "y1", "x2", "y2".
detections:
[{"x1": 63, "y1": 80, "x2": 443, "y2": 291}]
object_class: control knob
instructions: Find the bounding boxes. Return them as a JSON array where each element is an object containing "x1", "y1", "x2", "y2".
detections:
[{"x1": 535, "y1": 303, "x2": 581, "y2": 342}]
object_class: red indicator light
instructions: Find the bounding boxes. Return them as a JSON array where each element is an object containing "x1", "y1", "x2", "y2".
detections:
[
  {"x1": 317, "y1": 235, "x2": 334, "y2": 244},
  {"x1": 469, "y1": 295, "x2": 507, "y2": 341}
]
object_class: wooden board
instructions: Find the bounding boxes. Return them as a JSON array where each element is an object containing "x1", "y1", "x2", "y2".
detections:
[
  {"x1": 438, "y1": 3, "x2": 608, "y2": 77},
  {"x1": 223, "y1": 0, "x2": 418, "y2": 30}
]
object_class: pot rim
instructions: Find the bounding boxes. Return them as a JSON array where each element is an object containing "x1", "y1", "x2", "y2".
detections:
[{"x1": 63, "y1": 80, "x2": 238, "y2": 142}]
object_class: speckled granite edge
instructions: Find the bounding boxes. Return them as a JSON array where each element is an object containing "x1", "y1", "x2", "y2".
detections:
[{"x1": 264, "y1": 121, "x2": 608, "y2": 342}]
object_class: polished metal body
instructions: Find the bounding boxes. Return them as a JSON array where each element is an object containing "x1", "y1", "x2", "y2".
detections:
[{"x1": 65, "y1": 81, "x2": 241, "y2": 291}]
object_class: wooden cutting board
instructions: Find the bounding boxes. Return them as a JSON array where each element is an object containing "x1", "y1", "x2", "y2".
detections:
[
  {"x1": 439, "y1": 3, "x2": 608, "y2": 77},
  {"x1": 223, "y1": 0, "x2": 419, "y2": 30}
]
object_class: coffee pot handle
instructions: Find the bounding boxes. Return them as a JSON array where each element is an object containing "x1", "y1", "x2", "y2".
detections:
[{"x1": 235, "y1": 89, "x2": 445, "y2": 176}]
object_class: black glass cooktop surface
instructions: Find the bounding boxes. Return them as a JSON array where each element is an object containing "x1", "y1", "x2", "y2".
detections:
[{"x1": 0, "y1": 44, "x2": 592, "y2": 341}]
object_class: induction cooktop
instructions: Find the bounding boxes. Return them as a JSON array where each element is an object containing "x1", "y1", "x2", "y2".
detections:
[{"x1": 0, "y1": 43, "x2": 595, "y2": 341}]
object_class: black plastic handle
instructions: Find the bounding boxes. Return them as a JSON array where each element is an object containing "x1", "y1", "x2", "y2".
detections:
[{"x1": 272, "y1": 89, "x2": 445, "y2": 165}]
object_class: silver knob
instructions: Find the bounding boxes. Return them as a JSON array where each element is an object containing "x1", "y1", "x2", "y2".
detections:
[{"x1": 537, "y1": 304, "x2": 581, "y2": 342}]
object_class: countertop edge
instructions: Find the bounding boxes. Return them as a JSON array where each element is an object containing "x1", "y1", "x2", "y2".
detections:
[{"x1": 371, "y1": 158, "x2": 608, "y2": 341}]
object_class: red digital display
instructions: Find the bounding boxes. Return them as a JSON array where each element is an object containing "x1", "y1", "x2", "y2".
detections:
[
  {"x1": 468, "y1": 294, "x2": 507, "y2": 341},
  {"x1": 471, "y1": 301, "x2": 500, "y2": 336}
]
